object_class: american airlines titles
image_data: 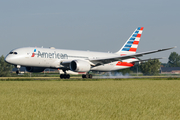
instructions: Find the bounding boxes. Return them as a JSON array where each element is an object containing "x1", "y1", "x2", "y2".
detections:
[{"x1": 36, "y1": 51, "x2": 68, "y2": 59}]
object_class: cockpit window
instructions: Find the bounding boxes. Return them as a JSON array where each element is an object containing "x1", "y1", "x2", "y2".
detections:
[{"x1": 9, "y1": 52, "x2": 18, "y2": 55}]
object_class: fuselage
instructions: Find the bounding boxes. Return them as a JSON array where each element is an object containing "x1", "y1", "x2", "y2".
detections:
[{"x1": 5, "y1": 47, "x2": 136, "y2": 72}]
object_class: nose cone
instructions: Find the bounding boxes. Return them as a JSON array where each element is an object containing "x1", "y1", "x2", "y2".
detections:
[
  {"x1": 5, "y1": 53, "x2": 23, "y2": 65},
  {"x1": 5, "y1": 55, "x2": 11, "y2": 64},
  {"x1": 5, "y1": 54, "x2": 18, "y2": 65}
]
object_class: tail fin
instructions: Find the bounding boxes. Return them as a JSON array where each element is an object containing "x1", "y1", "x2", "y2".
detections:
[{"x1": 116, "y1": 27, "x2": 144, "y2": 55}]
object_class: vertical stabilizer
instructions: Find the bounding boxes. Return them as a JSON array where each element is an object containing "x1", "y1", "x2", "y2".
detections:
[{"x1": 116, "y1": 27, "x2": 144, "y2": 55}]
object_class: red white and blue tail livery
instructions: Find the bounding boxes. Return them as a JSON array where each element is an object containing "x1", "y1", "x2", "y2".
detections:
[{"x1": 117, "y1": 27, "x2": 144, "y2": 55}]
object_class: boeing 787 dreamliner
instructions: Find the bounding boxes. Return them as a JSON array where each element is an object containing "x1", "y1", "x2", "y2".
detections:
[{"x1": 5, "y1": 27, "x2": 175, "y2": 79}]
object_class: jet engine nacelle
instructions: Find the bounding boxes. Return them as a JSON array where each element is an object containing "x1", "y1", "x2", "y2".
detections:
[
  {"x1": 26, "y1": 67, "x2": 46, "y2": 73},
  {"x1": 70, "y1": 60, "x2": 91, "y2": 72}
]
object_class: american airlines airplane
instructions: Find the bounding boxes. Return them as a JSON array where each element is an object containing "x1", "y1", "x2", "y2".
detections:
[{"x1": 5, "y1": 27, "x2": 175, "y2": 79}]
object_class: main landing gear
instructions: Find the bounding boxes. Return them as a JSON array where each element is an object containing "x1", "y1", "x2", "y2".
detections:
[
  {"x1": 59, "y1": 70, "x2": 93, "y2": 79},
  {"x1": 60, "y1": 70, "x2": 70, "y2": 79},
  {"x1": 60, "y1": 74, "x2": 70, "y2": 79},
  {"x1": 82, "y1": 74, "x2": 92, "y2": 79}
]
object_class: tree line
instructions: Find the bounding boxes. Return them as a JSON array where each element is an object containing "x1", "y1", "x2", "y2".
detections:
[{"x1": 0, "y1": 55, "x2": 13, "y2": 77}]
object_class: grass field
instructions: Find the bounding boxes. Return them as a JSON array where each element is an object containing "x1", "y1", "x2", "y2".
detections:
[{"x1": 0, "y1": 80, "x2": 180, "y2": 120}]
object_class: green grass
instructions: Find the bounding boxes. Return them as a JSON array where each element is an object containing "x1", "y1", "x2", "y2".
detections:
[{"x1": 0, "y1": 80, "x2": 180, "y2": 120}]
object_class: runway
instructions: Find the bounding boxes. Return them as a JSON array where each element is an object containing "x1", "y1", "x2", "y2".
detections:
[{"x1": 0, "y1": 76, "x2": 180, "y2": 81}]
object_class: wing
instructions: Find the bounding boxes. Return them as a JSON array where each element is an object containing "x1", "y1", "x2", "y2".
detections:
[{"x1": 90, "y1": 46, "x2": 176, "y2": 65}]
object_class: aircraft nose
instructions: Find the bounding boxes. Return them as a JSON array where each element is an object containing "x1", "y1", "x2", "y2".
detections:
[{"x1": 5, "y1": 55, "x2": 11, "y2": 64}]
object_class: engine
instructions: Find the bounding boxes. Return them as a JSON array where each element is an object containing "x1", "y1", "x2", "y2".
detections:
[
  {"x1": 70, "y1": 60, "x2": 91, "y2": 72},
  {"x1": 26, "y1": 67, "x2": 46, "y2": 73}
]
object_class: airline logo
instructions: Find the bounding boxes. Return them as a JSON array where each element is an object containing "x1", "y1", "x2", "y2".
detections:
[
  {"x1": 31, "y1": 49, "x2": 36, "y2": 57},
  {"x1": 31, "y1": 49, "x2": 68, "y2": 59},
  {"x1": 121, "y1": 27, "x2": 144, "y2": 52}
]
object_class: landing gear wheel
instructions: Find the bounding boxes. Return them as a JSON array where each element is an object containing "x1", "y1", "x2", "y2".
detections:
[
  {"x1": 60, "y1": 74, "x2": 64, "y2": 79},
  {"x1": 82, "y1": 74, "x2": 86, "y2": 78},
  {"x1": 60, "y1": 74, "x2": 70, "y2": 79},
  {"x1": 67, "y1": 74, "x2": 70, "y2": 79},
  {"x1": 82, "y1": 74, "x2": 93, "y2": 79},
  {"x1": 16, "y1": 70, "x2": 20, "y2": 74},
  {"x1": 86, "y1": 74, "x2": 89, "y2": 78},
  {"x1": 89, "y1": 74, "x2": 92, "y2": 78}
]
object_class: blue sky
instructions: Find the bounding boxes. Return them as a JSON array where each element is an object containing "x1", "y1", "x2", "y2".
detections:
[{"x1": 0, "y1": 0, "x2": 179, "y2": 62}]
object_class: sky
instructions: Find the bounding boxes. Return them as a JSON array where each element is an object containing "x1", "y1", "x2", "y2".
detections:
[{"x1": 0, "y1": 0, "x2": 179, "y2": 63}]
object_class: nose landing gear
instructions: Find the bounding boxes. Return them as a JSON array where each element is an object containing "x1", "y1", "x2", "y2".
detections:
[
  {"x1": 15, "y1": 65, "x2": 21, "y2": 74},
  {"x1": 16, "y1": 70, "x2": 20, "y2": 74}
]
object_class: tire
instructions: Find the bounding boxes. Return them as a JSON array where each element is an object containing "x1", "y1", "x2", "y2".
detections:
[
  {"x1": 16, "y1": 70, "x2": 19, "y2": 74},
  {"x1": 60, "y1": 74, "x2": 70, "y2": 79},
  {"x1": 60, "y1": 74, "x2": 63, "y2": 79},
  {"x1": 82, "y1": 74, "x2": 86, "y2": 78},
  {"x1": 89, "y1": 74, "x2": 92, "y2": 79},
  {"x1": 86, "y1": 74, "x2": 89, "y2": 78},
  {"x1": 67, "y1": 74, "x2": 70, "y2": 79}
]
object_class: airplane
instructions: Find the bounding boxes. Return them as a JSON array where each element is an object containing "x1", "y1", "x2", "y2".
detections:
[{"x1": 5, "y1": 27, "x2": 176, "y2": 79}]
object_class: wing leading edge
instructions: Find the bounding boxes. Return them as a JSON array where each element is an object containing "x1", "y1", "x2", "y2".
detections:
[{"x1": 90, "y1": 46, "x2": 176, "y2": 65}]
